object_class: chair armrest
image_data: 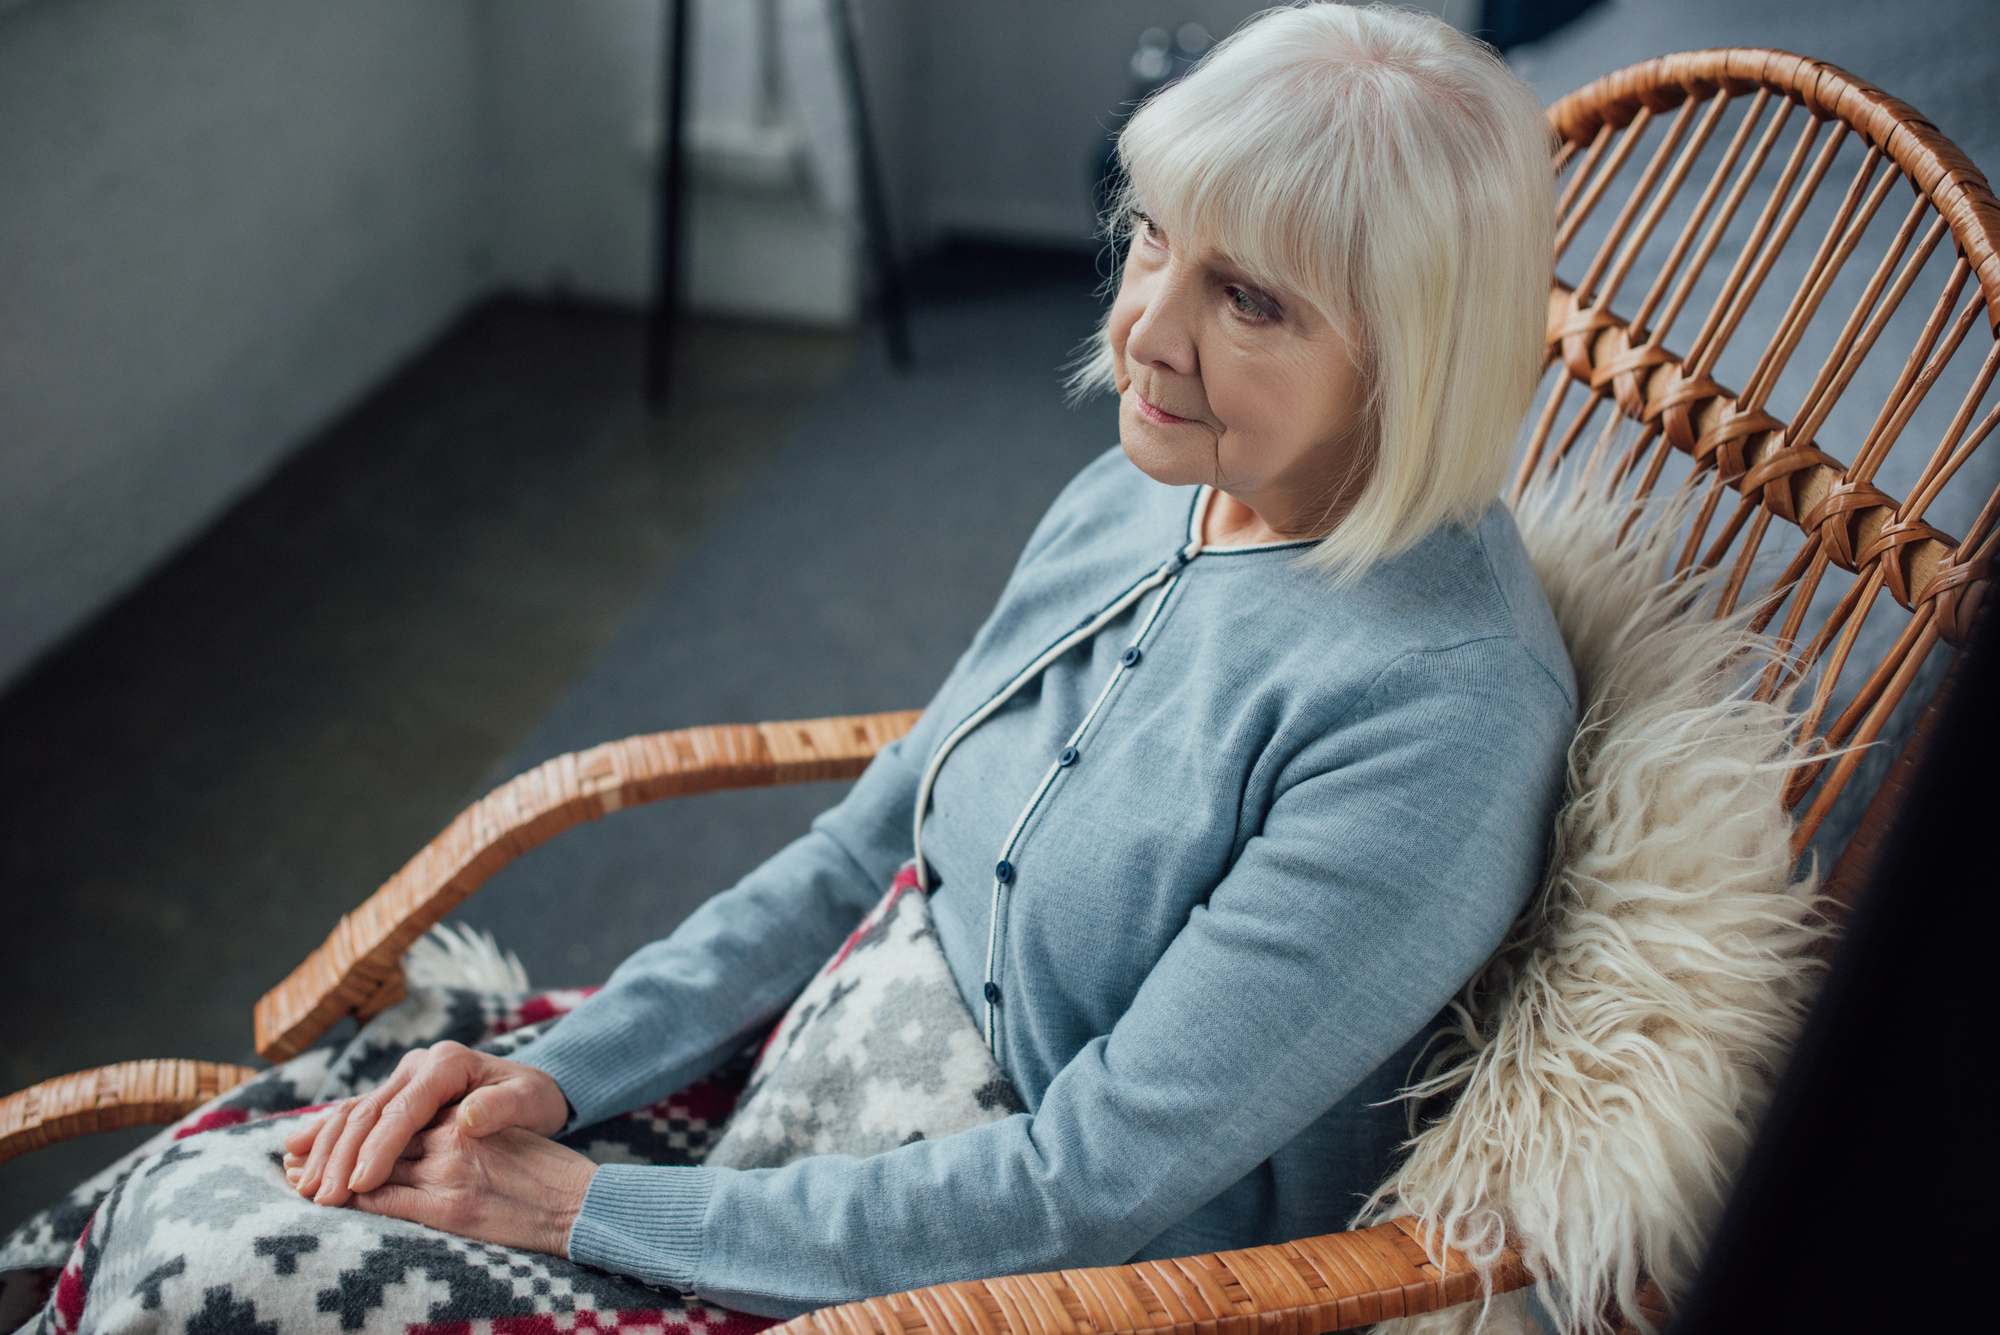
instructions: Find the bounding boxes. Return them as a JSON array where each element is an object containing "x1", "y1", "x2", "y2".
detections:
[
  {"x1": 773, "y1": 1219, "x2": 1529, "y2": 1335},
  {"x1": 0, "y1": 1060, "x2": 261, "y2": 1167},
  {"x1": 253, "y1": 710, "x2": 921, "y2": 1062}
]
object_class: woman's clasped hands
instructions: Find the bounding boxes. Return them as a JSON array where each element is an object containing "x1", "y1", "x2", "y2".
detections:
[{"x1": 281, "y1": 1041, "x2": 595, "y2": 1258}]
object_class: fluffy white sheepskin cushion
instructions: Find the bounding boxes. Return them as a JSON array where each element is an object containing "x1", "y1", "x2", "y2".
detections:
[
  {"x1": 401, "y1": 921, "x2": 531, "y2": 993},
  {"x1": 1364, "y1": 471, "x2": 1832, "y2": 1335}
]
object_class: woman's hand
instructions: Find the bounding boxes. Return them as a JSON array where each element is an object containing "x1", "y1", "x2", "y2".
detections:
[
  {"x1": 347, "y1": 1121, "x2": 596, "y2": 1257},
  {"x1": 282, "y1": 1041, "x2": 570, "y2": 1208}
]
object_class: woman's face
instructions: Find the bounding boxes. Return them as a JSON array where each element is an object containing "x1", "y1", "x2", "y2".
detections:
[{"x1": 1109, "y1": 214, "x2": 1370, "y2": 543}]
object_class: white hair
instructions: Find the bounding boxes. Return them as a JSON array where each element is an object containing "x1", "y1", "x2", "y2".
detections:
[{"x1": 1075, "y1": 3, "x2": 1554, "y2": 581}]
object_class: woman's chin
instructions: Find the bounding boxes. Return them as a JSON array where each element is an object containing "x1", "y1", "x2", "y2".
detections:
[{"x1": 1119, "y1": 416, "x2": 1210, "y2": 488}]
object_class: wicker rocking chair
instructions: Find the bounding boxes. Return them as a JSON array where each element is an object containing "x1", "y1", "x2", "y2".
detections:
[{"x1": 6, "y1": 50, "x2": 1998, "y2": 1335}]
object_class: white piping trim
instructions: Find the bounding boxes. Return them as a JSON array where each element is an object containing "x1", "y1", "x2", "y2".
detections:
[
  {"x1": 908, "y1": 521, "x2": 1205, "y2": 1053},
  {"x1": 976, "y1": 565, "x2": 1186, "y2": 1048},
  {"x1": 912, "y1": 564, "x2": 1174, "y2": 885}
]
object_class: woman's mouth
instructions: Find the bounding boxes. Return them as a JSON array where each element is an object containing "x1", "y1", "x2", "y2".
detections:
[{"x1": 1134, "y1": 393, "x2": 1195, "y2": 426}]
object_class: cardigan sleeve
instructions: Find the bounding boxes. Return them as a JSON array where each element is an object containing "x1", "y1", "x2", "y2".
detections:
[
  {"x1": 510, "y1": 723, "x2": 933, "y2": 1126},
  {"x1": 559, "y1": 638, "x2": 1573, "y2": 1317}
]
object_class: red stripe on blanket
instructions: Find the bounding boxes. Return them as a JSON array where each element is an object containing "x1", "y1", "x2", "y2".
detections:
[
  {"x1": 175, "y1": 1099, "x2": 331, "y2": 1143},
  {"x1": 172, "y1": 1107, "x2": 250, "y2": 1138},
  {"x1": 50, "y1": 1218, "x2": 88, "y2": 1334},
  {"x1": 663, "y1": 1078, "x2": 743, "y2": 1125}
]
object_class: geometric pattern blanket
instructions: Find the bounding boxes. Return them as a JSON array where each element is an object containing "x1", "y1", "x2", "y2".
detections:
[
  {"x1": 1, "y1": 868, "x2": 1025, "y2": 1335},
  {"x1": 0, "y1": 986, "x2": 773, "y2": 1335},
  {"x1": 706, "y1": 864, "x2": 1023, "y2": 1169}
]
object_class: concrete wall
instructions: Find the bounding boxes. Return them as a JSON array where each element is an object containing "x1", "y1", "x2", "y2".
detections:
[{"x1": 0, "y1": 0, "x2": 489, "y2": 690}]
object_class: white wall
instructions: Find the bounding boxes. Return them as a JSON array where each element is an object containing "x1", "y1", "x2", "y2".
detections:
[
  {"x1": 680, "y1": 0, "x2": 864, "y2": 325},
  {"x1": 919, "y1": 1, "x2": 1261, "y2": 246},
  {"x1": 0, "y1": 0, "x2": 489, "y2": 690}
]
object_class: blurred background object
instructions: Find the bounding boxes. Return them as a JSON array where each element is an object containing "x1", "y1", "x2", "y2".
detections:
[
  {"x1": 1092, "y1": 21, "x2": 1211, "y2": 224},
  {"x1": 3, "y1": 0, "x2": 1991, "y2": 1242},
  {"x1": 680, "y1": 0, "x2": 868, "y2": 331},
  {"x1": 1476, "y1": 0, "x2": 1602, "y2": 51}
]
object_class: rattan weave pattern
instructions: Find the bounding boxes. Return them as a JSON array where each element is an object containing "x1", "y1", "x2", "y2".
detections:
[
  {"x1": 1548, "y1": 50, "x2": 2000, "y2": 318},
  {"x1": 0, "y1": 1059, "x2": 259, "y2": 1167},
  {"x1": 1523, "y1": 49, "x2": 2000, "y2": 864},
  {"x1": 772, "y1": 1219, "x2": 1520, "y2": 1335}
]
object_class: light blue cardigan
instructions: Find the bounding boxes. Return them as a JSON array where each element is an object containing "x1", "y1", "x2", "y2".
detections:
[{"x1": 516, "y1": 448, "x2": 1576, "y2": 1316}]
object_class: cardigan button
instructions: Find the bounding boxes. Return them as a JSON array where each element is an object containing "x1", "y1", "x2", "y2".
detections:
[
  {"x1": 995, "y1": 859, "x2": 1013, "y2": 883},
  {"x1": 983, "y1": 981, "x2": 1002, "y2": 1006},
  {"x1": 1058, "y1": 746, "x2": 1079, "y2": 767},
  {"x1": 1121, "y1": 646, "x2": 1142, "y2": 667}
]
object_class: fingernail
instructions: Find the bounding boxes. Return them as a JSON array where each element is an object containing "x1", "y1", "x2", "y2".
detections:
[
  {"x1": 461, "y1": 1100, "x2": 485, "y2": 1131},
  {"x1": 348, "y1": 1165, "x2": 367, "y2": 1191}
]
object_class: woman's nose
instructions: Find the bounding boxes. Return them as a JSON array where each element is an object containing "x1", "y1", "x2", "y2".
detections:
[{"x1": 1125, "y1": 265, "x2": 1200, "y2": 377}]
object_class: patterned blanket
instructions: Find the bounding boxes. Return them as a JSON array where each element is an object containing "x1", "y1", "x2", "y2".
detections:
[
  {"x1": 0, "y1": 987, "x2": 774, "y2": 1335},
  {"x1": 706, "y1": 864, "x2": 1022, "y2": 1169}
]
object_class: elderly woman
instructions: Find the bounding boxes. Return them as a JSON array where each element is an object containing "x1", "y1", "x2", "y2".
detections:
[{"x1": 285, "y1": 2, "x2": 1573, "y2": 1318}]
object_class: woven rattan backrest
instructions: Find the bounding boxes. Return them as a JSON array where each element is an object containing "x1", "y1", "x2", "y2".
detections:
[{"x1": 1517, "y1": 49, "x2": 2000, "y2": 869}]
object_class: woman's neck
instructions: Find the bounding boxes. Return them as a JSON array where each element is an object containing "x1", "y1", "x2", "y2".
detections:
[{"x1": 1200, "y1": 488, "x2": 1321, "y2": 548}]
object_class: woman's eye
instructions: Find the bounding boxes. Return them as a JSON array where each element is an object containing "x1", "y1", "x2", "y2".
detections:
[{"x1": 1229, "y1": 287, "x2": 1268, "y2": 318}]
